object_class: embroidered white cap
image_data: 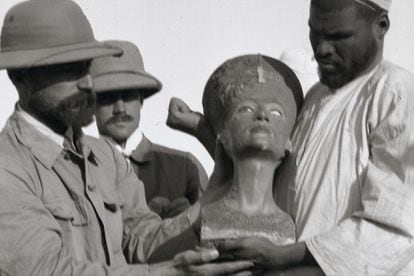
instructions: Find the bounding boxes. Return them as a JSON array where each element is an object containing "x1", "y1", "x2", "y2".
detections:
[{"x1": 355, "y1": 0, "x2": 391, "y2": 11}]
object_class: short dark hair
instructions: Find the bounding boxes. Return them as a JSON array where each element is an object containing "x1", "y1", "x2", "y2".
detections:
[
  {"x1": 7, "y1": 69, "x2": 27, "y2": 89},
  {"x1": 311, "y1": 0, "x2": 385, "y2": 22}
]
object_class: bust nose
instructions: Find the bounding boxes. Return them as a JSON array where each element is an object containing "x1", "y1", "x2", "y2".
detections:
[{"x1": 255, "y1": 105, "x2": 269, "y2": 122}]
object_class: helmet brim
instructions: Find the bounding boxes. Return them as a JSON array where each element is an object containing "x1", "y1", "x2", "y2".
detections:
[{"x1": 0, "y1": 41, "x2": 122, "y2": 69}]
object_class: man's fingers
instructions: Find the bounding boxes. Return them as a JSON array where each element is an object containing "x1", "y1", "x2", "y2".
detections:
[
  {"x1": 168, "y1": 198, "x2": 190, "y2": 210},
  {"x1": 173, "y1": 248, "x2": 254, "y2": 275},
  {"x1": 216, "y1": 239, "x2": 257, "y2": 260},
  {"x1": 184, "y1": 260, "x2": 254, "y2": 275},
  {"x1": 219, "y1": 238, "x2": 242, "y2": 251},
  {"x1": 233, "y1": 271, "x2": 254, "y2": 276},
  {"x1": 173, "y1": 248, "x2": 219, "y2": 266},
  {"x1": 168, "y1": 97, "x2": 190, "y2": 113}
]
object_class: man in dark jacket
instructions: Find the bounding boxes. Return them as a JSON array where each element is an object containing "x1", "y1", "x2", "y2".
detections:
[{"x1": 91, "y1": 40, "x2": 208, "y2": 219}]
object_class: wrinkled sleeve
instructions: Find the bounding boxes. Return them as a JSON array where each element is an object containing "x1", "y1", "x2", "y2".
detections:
[
  {"x1": 0, "y1": 158, "x2": 149, "y2": 276},
  {"x1": 306, "y1": 76, "x2": 414, "y2": 275},
  {"x1": 186, "y1": 152, "x2": 209, "y2": 203},
  {"x1": 112, "y1": 146, "x2": 199, "y2": 263}
]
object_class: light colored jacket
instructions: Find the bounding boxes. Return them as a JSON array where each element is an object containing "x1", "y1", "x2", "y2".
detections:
[{"x1": 0, "y1": 110, "x2": 197, "y2": 275}]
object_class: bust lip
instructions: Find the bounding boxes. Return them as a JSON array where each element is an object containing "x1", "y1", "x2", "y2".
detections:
[{"x1": 248, "y1": 123, "x2": 272, "y2": 136}]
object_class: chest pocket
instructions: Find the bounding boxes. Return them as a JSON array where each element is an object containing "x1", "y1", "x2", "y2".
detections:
[
  {"x1": 42, "y1": 197, "x2": 80, "y2": 256},
  {"x1": 44, "y1": 194, "x2": 90, "y2": 227},
  {"x1": 43, "y1": 199, "x2": 74, "y2": 221}
]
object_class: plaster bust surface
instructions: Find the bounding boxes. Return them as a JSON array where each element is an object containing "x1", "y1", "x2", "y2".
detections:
[{"x1": 200, "y1": 54, "x2": 303, "y2": 247}]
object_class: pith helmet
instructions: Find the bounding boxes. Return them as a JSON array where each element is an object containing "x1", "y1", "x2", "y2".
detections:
[
  {"x1": 90, "y1": 40, "x2": 162, "y2": 99},
  {"x1": 0, "y1": 0, "x2": 122, "y2": 69}
]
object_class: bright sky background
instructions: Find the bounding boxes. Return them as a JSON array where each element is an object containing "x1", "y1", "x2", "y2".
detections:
[{"x1": 0, "y1": 0, "x2": 413, "y2": 175}]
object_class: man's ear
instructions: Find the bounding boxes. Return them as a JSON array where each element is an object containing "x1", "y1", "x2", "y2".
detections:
[{"x1": 374, "y1": 12, "x2": 390, "y2": 40}]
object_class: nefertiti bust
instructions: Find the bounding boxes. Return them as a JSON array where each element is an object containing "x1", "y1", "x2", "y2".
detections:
[{"x1": 201, "y1": 54, "x2": 303, "y2": 247}]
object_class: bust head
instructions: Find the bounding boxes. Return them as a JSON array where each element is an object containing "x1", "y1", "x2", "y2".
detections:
[{"x1": 202, "y1": 55, "x2": 303, "y2": 161}]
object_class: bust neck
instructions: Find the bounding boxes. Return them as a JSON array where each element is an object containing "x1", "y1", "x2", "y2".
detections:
[{"x1": 225, "y1": 156, "x2": 281, "y2": 216}]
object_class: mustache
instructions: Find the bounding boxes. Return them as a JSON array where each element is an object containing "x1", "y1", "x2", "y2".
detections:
[
  {"x1": 105, "y1": 114, "x2": 134, "y2": 125},
  {"x1": 60, "y1": 90, "x2": 96, "y2": 110}
]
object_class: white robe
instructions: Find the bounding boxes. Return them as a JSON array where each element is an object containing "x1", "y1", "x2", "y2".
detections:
[{"x1": 275, "y1": 60, "x2": 414, "y2": 275}]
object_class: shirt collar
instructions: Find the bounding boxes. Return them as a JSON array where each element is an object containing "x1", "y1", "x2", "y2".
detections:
[
  {"x1": 103, "y1": 129, "x2": 143, "y2": 158},
  {"x1": 17, "y1": 105, "x2": 65, "y2": 147},
  {"x1": 123, "y1": 128, "x2": 143, "y2": 156}
]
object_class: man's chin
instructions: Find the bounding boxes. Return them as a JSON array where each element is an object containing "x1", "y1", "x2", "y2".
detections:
[
  {"x1": 320, "y1": 73, "x2": 349, "y2": 90},
  {"x1": 105, "y1": 127, "x2": 134, "y2": 142}
]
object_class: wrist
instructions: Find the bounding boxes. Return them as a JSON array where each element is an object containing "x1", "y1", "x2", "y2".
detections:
[
  {"x1": 273, "y1": 242, "x2": 307, "y2": 268},
  {"x1": 192, "y1": 112, "x2": 206, "y2": 137}
]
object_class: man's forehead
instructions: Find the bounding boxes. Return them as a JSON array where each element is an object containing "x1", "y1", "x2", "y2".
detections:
[
  {"x1": 309, "y1": 5, "x2": 362, "y2": 30},
  {"x1": 97, "y1": 89, "x2": 142, "y2": 97}
]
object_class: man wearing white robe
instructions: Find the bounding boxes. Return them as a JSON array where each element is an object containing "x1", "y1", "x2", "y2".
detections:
[
  {"x1": 277, "y1": 59, "x2": 414, "y2": 275},
  {"x1": 167, "y1": 0, "x2": 414, "y2": 274},
  {"x1": 225, "y1": 0, "x2": 414, "y2": 274}
]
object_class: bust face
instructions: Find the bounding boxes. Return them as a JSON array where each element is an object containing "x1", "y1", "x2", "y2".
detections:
[{"x1": 219, "y1": 76, "x2": 297, "y2": 161}]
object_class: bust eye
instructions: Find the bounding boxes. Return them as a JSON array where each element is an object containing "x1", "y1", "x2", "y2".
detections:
[
  {"x1": 270, "y1": 109, "x2": 283, "y2": 117},
  {"x1": 238, "y1": 106, "x2": 254, "y2": 113}
]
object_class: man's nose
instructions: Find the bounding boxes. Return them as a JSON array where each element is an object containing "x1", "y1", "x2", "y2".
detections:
[
  {"x1": 113, "y1": 97, "x2": 126, "y2": 114},
  {"x1": 315, "y1": 39, "x2": 334, "y2": 58},
  {"x1": 77, "y1": 75, "x2": 93, "y2": 92}
]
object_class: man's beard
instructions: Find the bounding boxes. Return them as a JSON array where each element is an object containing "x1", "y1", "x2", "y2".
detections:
[
  {"x1": 318, "y1": 40, "x2": 378, "y2": 89},
  {"x1": 32, "y1": 91, "x2": 96, "y2": 134}
]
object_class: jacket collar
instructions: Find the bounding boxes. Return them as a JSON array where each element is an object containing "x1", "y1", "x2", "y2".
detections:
[
  {"x1": 10, "y1": 108, "x2": 95, "y2": 169},
  {"x1": 129, "y1": 135, "x2": 153, "y2": 163}
]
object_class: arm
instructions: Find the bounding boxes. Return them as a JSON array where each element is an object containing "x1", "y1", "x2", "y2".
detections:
[
  {"x1": 305, "y1": 78, "x2": 414, "y2": 274},
  {"x1": 112, "y1": 144, "x2": 200, "y2": 263},
  {"x1": 167, "y1": 97, "x2": 216, "y2": 157}
]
